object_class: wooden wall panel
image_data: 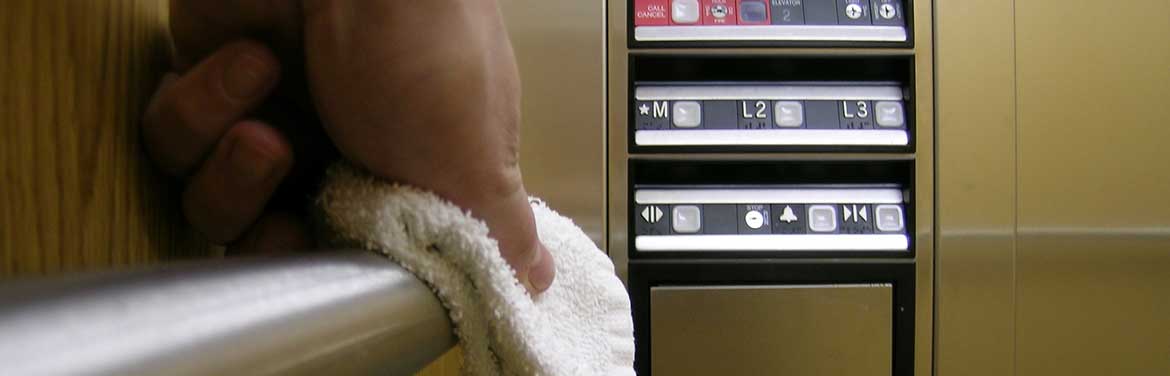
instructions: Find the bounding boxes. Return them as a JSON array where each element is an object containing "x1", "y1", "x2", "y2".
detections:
[{"x1": 1, "y1": 0, "x2": 208, "y2": 278}]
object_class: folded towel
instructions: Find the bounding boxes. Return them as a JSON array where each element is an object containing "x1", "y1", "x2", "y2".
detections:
[{"x1": 317, "y1": 163, "x2": 635, "y2": 376}]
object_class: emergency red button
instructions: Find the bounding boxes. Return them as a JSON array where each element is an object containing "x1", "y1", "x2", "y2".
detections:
[
  {"x1": 634, "y1": 0, "x2": 670, "y2": 26},
  {"x1": 703, "y1": 0, "x2": 737, "y2": 25}
]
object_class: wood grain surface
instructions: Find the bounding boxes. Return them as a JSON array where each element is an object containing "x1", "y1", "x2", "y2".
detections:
[{"x1": 0, "y1": 0, "x2": 208, "y2": 277}]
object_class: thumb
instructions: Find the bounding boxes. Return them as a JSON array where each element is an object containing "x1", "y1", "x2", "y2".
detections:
[{"x1": 461, "y1": 185, "x2": 556, "y2": 294}]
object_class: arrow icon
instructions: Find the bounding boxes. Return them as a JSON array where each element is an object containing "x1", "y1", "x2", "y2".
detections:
[
  {"x1": 843, "y1": 205, "x2": 868, "y2": 223},
  {"x1": 641, "y1": 206, "x2": 663, "y2": 224}
]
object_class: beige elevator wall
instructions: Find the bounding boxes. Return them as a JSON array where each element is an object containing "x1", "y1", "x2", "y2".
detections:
[
  {"x1": 502, "y1": 0, "x2": 607, "y2": 246},
  {"x1": 936, "y1": 0, "x2": 1170, "y2": 375}
]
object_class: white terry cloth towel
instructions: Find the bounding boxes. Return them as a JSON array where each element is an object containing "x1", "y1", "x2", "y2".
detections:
[{"x1": 316, "y1": 163, "x2": 635, "y2": 376}]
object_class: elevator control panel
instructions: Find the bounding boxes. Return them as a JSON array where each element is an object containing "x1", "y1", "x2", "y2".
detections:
[
  {"x1": 633, "y1": 83, "x2": 908, "y2": 147},
  {"x1": 617, "y1": 0, "x2": 923, "y2": 373},
  {"x1": 632, "y1": 0, "x2": 908, "y2": 44},
  {"x1": 633, "y1": 187, "x2": 908, "y2": 252}
]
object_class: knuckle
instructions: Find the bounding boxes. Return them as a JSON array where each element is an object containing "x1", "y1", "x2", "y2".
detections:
[{"x1": 168, "y1": 92, "x2": 220, "y2": 143}]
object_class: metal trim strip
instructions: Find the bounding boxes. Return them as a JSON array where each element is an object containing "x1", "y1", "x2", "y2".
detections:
[
  {"x1": 633, "y1": 25, "x2": 908, "y2": 42},
  {"x1": 634, "y1": 234, "x2": 910, "y2": 251},
  {"x1": 634, "y1": 129, "x2": 909, "y2": 146},
  {"x1": 635, "y1": 85, "x2": 903, "y2": 101},
  {"x1": 634, "y1": 188, "x2": 904, "y2": 204}
]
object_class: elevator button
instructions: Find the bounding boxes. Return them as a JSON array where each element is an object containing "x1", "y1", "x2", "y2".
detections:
[
  {"x1": 672, "y1": 0, "x2": 701, "y2": 24},
  {"x1": 871, "y1": 0, "x2": 904, "y2": 26},
  {"x1": 878, "y1": 3, "x2": 896, "y2": 19},
  {"x1": 703, "y1": 0, "x2": 737, "y2": 24},
  {"x1": 745, "y1": 210, "x2": 764, "y2": 229},
  {"x1": 739, "y1": 204, "x2": 770, "y2": 234},
  {"x1": 875, "y1": 205, "x2": 905, "y2": 232},
  {"x1": 808, "y1": 205, "x2": 838, "y2": 233},
  {"x1": 672, "y1": 205, "x2": 703, "y2": 233},
  {"x1": 672, "y1": 101, "x2": 702, "y2": 128},
  {"x1": 875, "y1": 101, "x2": 905, "y2": 128},
  {"x1": 774, "y1": 101, "x2": 804, "y2": 128},
  {"x1": 845, "y1": 4, "x2": 863, "y2": 19},
  {"x1": 838, "y1": 0, "x2": 871, "y2": 25},
  {"x1": 738, "y1": 0, "x2": 769, "y2": 24}
]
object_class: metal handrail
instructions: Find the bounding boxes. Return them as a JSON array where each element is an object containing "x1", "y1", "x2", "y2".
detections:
[{"x1": 0, "y1": 250, "x2": 455, "y2": 375}]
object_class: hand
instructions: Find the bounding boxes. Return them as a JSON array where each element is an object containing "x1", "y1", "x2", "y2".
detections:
[
  {"x1": 143, "y1": 40, "x2": 316, "y2": 255},
  {"x1": 147, "y1": 0, "x2": 556, "y2": 292}
]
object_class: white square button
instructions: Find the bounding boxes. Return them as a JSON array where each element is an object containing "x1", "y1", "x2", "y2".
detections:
[
  {"x1": 672, "y1": 101, "x2": 702, "y2": 128},
  {"x1": 875, "y1": 101, "x2": 905, "y2": 127},
  {"x1": 875, "y1": 205, "x2": 905, "y2": 232},
  {"x1": 671, "y1": 0, "x2": 701, "y2": 24},
  {"x1": 774, "y1": 101, "x2": 804, "y2": 128},
  {"x1": 808, "y1": 205, "x2": 838, "y2": 233},
  {"x1": 672, "y1": 205, "x2": 702, "y2": 233}
]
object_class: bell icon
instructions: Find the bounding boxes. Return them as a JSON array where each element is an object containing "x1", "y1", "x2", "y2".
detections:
[{"x1": 779, "y1": 205, "x2": 798, "y2": 223}]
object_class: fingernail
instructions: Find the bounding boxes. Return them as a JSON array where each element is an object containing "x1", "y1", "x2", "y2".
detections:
[
  {"x1": 227, "y1": 136, "x2": 279, "y2": 187},
  {"x1": 223, "y1": 52, "x2": 274, "y2": 101},
  {"x1": 528, "y1": 244, "x2": 555, "y2": 292}
]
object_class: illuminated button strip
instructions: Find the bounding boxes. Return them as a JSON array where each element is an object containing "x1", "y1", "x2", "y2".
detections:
[
  {"x1": 632, "y1": 0, "x2": 907, "y2": 42},
  {"x1": 634, "y1": 84, "x2": 908, "y2": 146},
  {"x1": 634, "y1": 188, "x2": 909, "y2": 251}
]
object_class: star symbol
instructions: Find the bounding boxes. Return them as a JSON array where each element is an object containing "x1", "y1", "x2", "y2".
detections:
[{"x1": 639, "y1": 103, "x2": 650, "y2": 115}]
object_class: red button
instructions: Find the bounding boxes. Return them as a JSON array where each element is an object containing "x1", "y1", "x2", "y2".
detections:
[
  {"x1": 702, "y1": 0, "x2": 737, "y2": 25},
  {"x1": 634, "y1": 0, "x2": 670, "y2": 26}
]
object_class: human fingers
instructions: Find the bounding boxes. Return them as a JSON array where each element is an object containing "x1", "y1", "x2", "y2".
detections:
[
  {"x1": 226, "y1": 211, "x2": 314, "y2": 255},
  {"x1": 182, "y1": 121, "x2": 294, "y2": 244},
  {"x1": 143, "y1": 40, "x2": 281, "y2": 177},
  {"x1": 169, "y1": 0, "x2": 303, "y2": 70}
]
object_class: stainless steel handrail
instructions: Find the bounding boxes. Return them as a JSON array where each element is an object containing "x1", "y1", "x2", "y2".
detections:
[{"x1": 0, "y1": 250, "x2": 455, "y2": 375}]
